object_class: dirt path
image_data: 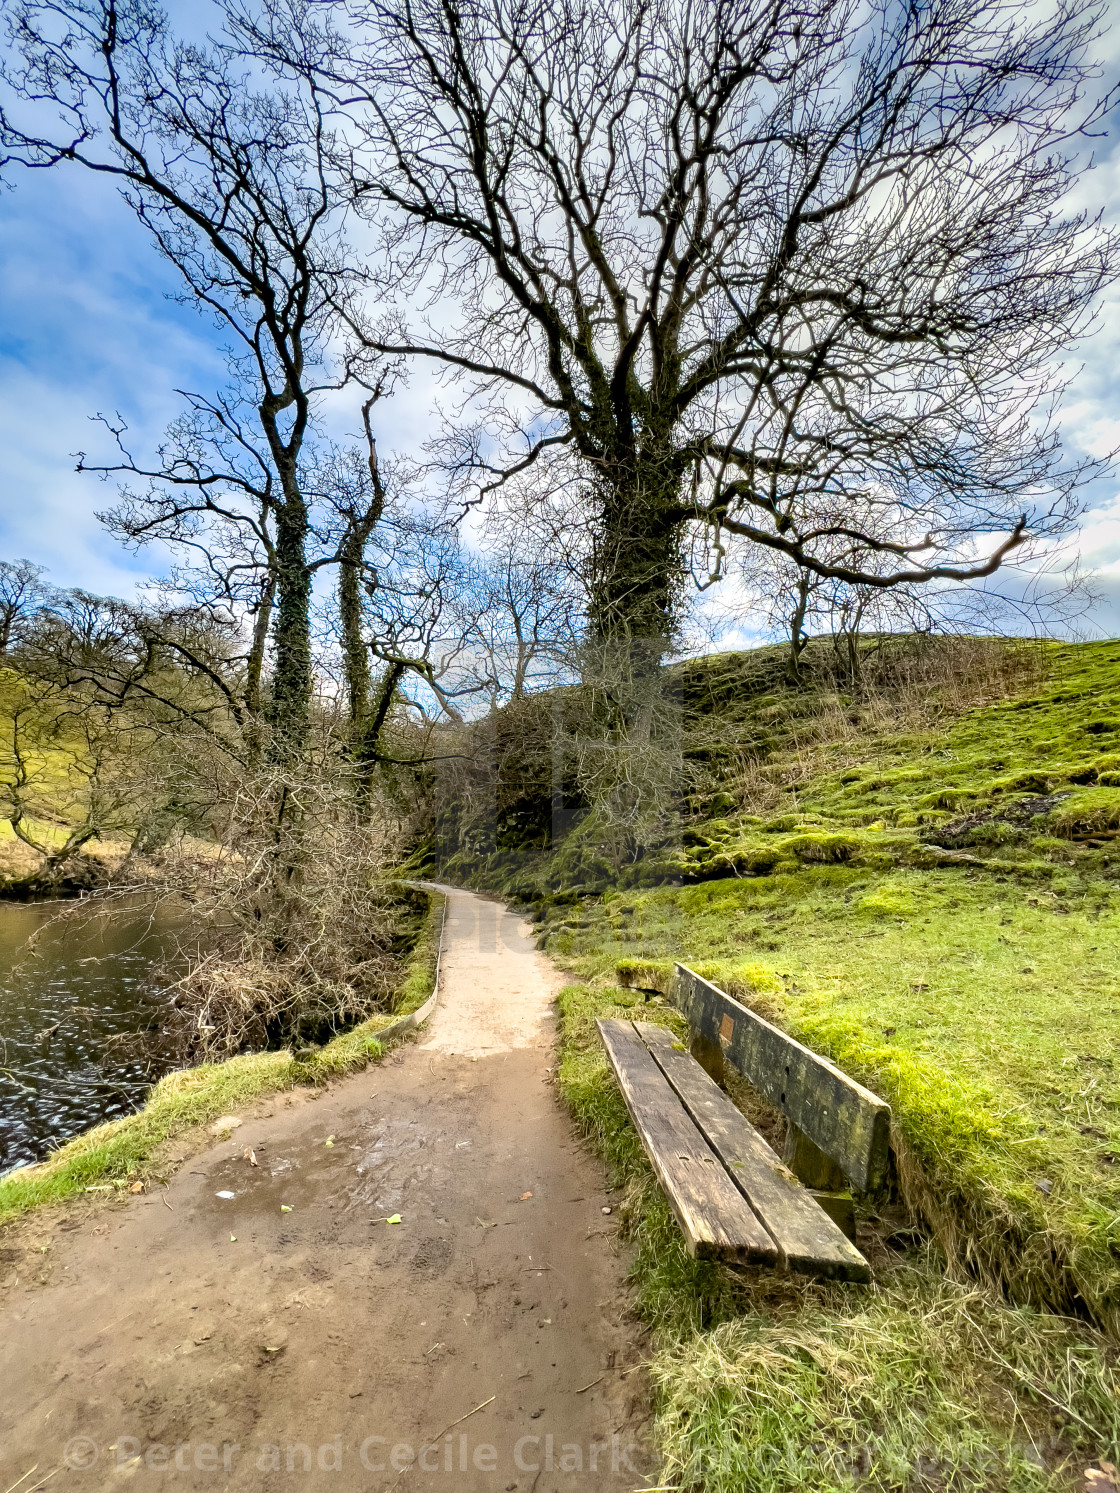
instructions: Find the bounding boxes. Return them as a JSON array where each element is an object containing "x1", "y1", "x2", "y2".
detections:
[{"x1": 0, "y1": 889, "x2": 653, "y2": 1492}]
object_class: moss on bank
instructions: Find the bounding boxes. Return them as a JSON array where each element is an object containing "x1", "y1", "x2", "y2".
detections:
[{"x1": 0, "y1": 890, "x2": 444, "y2": 1228}]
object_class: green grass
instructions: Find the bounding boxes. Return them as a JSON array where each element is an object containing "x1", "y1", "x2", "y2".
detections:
[
  {"x1": 556, "y1": 981, "x2": 1120, "y2": 1492},
  {"x1": 0, "y1": 891, "x2": 445, "y2": 1228},
  {"x1": 549, "y1": 870, "x2": 1120, "y2": 1333},
  {"x1": 391, "y1": 887, "x2": 445, "y2": 1015}
]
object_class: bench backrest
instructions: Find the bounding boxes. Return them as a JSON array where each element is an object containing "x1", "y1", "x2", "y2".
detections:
[{"x1": 670, "y1": 964, "x2": 891, "y2": 1194}]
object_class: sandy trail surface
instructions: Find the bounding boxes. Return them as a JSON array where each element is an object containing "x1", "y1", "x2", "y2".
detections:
[{"x1": 0, "y1": 888, "x2": 653, "y2": 1492}]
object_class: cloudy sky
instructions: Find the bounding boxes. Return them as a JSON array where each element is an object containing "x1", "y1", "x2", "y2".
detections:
[{"x1": 3, "y1": 15, "x2": 1120, "y2": 640}]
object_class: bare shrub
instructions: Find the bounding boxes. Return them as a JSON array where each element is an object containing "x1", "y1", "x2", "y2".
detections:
[{"x1": 155, "y1": 767, "x2": 407, "y2": 1061}]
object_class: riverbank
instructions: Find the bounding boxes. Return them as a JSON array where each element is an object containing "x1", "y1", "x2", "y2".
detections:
[{"x1": 0, "y1": 890, "x2": 445, "y2": 1225}]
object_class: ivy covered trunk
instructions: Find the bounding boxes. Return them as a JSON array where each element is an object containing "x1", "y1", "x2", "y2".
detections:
[
  {"x1": 579, "y1": 456, "x2": 686, "y2": 851},
  {"x1": 266, "y1": 478, "x2": 313, "y2": 764}
]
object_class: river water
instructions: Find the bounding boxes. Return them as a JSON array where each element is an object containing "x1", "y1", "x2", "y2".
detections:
[{"x1": 0, "y1": 900, "x2": 180, "y2": 1173}]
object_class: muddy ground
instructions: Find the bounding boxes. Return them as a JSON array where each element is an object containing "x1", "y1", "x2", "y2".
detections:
[{"x1": 0, "y1": 889, "x2": 654, "y2": 1492}]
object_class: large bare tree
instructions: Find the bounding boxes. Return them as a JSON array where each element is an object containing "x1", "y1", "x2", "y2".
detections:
[
  {"x1": 0, "y1": 0, "x2": 382, "y2": 760},
  {"x1": 255, "y1": 0, "x2": 1115, "y2": 662}
]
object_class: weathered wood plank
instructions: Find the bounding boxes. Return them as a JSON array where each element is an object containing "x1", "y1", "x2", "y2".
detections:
[
  {"x1": 670, "y1": 966, "x2": 891, "y2": 1194},
  {"x1": 596, "y1": 1019, "x2": 779, "y2": 1266},
  {"x1": 635, "y1": 1023, "x2": 871, "y2": 1281}
]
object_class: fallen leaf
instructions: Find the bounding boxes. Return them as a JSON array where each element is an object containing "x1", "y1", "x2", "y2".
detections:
[
  {"x1": 385, "y1": 1213, "x2": 402, "y2": 1225},
  {"x1": 129, "y1": 1181, "x2": 145, "y2": 1194},
  {"x1": 229, "y1": 1234, "x2": 237, "y2": 1242},
  {"x1": 324, "y1": 1135, "x2": 336, "y2": 1148},
  {"x1": 476, "y1": 1217, "x2": 496, "y2": 1228},
  {"x1": 280, "y1": 1205, "x2": 293, "y2": 1213},
  {"x1": 244, "y1": 1148, "x2": 259, "y2": 1167},
  {"x1": 519, "y1": 1191, "x2": 533, "y2": 1201}
]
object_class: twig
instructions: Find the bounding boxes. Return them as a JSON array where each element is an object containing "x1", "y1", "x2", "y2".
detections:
[
  {"x1": 161, "y1": 1190, "x2": 174, "y2": 1211},
  {"x1": 3, "y1": 1466, "x2": 38, "y2": 1493},
  {"x1": 12, "y1": 1471, "x2": 60, "y2": 1493},
  {"x1": 389, "y1": 1397, "x2": 495, "y2": 1490},
  {"x1": 430, "y1": 1396, "x2": 495, "y2": 1437},
  {"x1": 574, "y1": 1375, "x2": 603, "y2": 1394}
]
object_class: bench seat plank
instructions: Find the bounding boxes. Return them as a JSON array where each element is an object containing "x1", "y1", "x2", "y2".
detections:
[
  {"x1": 596, "y1": 1019, "x2": 778, "y2": 1266},
  {"x1": 672, "y1": 965, "x2": 891, "y2": 1194},
  {"x1": 636, "y1": 1023, "x2": 871, "y2": 1282}
]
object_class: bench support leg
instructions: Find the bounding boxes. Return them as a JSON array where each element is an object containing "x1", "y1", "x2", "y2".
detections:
[
  {"x1": 784, "y1": 1124, "x2": 857, "y2": 1240},
  {"x1": 688, "y1": 1027, "x2": 725, "y2": 1087},
  {"x1": 808, "y1": 1190, "x2": 857, "y2": 1241},
  {"x1": 783, "y1": 1124, "x2": 850, "y2": 1191}
]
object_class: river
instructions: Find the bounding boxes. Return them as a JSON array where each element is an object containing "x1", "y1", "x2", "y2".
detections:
[{"x1": 0, "y1": 899, "x2": 181, "y2": 1173}]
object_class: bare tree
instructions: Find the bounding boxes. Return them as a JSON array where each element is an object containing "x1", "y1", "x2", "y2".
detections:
[
  {"x1": 0, "y1": 0, "x2": 387, "y2": 762},
  {"x1": 0, "y1": 590, "x2": 219, "y2": 883},
  {"x1": 730, "y1": 533, "x2": 1099, "y2": 687},
  {"x1": 252, "y1": 0, "x2": 1114, "y2": 665},
  {"x1": 0, "y1": 558, "x2": 50, "y2": 657},
  {"x1": 463, "y1": 551, "x2": 581, "y2": 709}
]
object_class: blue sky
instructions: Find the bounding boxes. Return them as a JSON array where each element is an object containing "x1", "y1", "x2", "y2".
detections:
[{"x1": 3, "y1": 51, "x2": 1120, "y2": 640}]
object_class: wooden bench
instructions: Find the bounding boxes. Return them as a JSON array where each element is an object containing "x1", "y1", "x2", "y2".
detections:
[{"x1": 598, "y1": 964, "x2": 892, "y2": 1282}]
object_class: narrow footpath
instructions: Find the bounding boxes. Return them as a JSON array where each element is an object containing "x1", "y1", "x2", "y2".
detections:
[{"x1": 0, "y1": 889, "x2": 653, "y2": 1492}]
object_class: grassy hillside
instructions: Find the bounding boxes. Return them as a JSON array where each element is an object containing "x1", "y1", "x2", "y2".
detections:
[
  {"x1": 535, "y1": 640, "x2": 1120, "y2": 1331},
  {"x1": 437, "y1": 637, "x2": 1120, "y2": 1489}
]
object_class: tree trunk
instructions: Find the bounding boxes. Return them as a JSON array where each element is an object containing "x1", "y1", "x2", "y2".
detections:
[
  {"x1": 266, "y1": 485, "x2": 313, "y2": 763},
  {"x1": 338, "y1": 535, "x2": 371, "y2": 729},
  {"x1": 354, "y1": 660, "x2": 406, "y2": 801},
  {"x1": 786, "y1": 572, "x2": 812, "y2": 685},
  {"x1": 587, "y1": 463, "x2": 683, "y2": 655},
  {"x1": 245, "y1": 573, "x2": 277, "y2": 719}
]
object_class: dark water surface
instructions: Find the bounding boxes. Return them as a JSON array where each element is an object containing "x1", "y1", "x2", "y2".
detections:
[{"x1": 0, "y1": 900, "x2": 181, "y2": 1172}]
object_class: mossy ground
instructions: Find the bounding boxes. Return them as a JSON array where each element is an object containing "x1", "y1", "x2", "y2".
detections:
[
  {"x1": 0, "y1": 892, "x2": 444, "y2": 1228},
  {"x1": 504, "y1": 639, "x2": 1120, "y2": 1490}
]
